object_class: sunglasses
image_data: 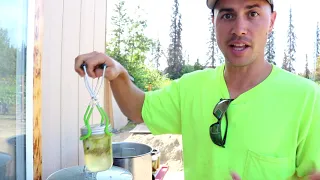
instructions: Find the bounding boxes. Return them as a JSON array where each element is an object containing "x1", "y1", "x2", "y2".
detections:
[{"x1": 209, "y1": 98, "x2": 234, "y2": 148}]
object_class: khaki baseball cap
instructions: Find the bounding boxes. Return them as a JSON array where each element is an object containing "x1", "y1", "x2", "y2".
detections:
[{"x1": 206, "y1": 0, "x2": 273, "y2": 10}]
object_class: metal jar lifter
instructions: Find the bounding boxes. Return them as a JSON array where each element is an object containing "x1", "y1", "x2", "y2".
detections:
[
  {"x1": 47, "y1": 64, "x2": 133, "y2": 180},
  {"x1": 79, "y1": 63, "x2": 114, "y2": 173}
]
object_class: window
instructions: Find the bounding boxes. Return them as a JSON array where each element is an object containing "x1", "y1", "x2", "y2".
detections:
[{"x1": 0, "y1": 0, "x2": 32, "y2": 179}]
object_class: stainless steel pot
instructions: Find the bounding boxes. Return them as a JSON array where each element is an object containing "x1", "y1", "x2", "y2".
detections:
[{"x1": 112, "y1": 142, "x2": 153, "y2": 180}]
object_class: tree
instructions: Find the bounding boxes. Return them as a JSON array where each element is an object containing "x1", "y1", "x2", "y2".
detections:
[
  {"x1": 165, "y1": 0, "x2": 184, "y2": 80},
  {"x1": 316, "y1": 56, "x2": 320, "y2": 82},
  {"x1": 316, "y1": 22, "x2": 320, "y2": 59},
  {"x1": 304, "y1": 54, "x2": 311, "y2": 79},
  {"x1": 150, "y1": 39, "x2": 162, "y2": 70},
  {"x1": 0, "y1": 28, "x2": 17, "y2": 77},
  {"x1": 0, "y1": 28, "x2": 19, "y2": 107},
  {"x1": 106, "y1": 1, "x2": 168, "y2": 91},
  {"x1": 193, "y1": 58, "x2": 204, "y2": 71},
  {"x1": 124, "y1": 6, "x2": 154, "y2": 66},
  {"x1": 284, "y1": 8, "x2": 297, "y2": 73},
  {"x1": 107, "y1": 0, "x2": 129, "y2": 58},
  {"x1": 265, "y1": 29, "x2": 276, "y2": 65},
  {"x1": 206, "y1": 13, "x2": 218, "y2": 68},
  {"x1": 282, "y1": 51, "x2": 289, "y2": 71}
]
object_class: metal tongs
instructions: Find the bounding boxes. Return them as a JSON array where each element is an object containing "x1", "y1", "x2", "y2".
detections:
[{"x1": 80, "y1": 63, "x2": 112, "y2": 140}]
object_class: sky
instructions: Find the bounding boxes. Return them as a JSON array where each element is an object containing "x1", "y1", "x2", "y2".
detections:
[
  {"x1": 0, "y1": 0, "x2": 28, "y2": 47},
  {"x1": 107, "y1": 0, "x2": 320, "y2": 74},
  {"x1": 1, "y1": 0, "x2": 319, "y2": 74}
]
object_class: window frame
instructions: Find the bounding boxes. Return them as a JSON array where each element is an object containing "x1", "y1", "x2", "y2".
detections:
[{"x1": 26, "y1": 0, "x2": 35, "y2": 179}]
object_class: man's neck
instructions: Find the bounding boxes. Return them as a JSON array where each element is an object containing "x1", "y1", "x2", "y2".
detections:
[{"x1": 224, "y1": 60, "x2": 272, "y2": 99}]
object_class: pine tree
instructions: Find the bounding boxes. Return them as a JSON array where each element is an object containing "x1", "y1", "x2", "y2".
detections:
[
  {"x1": 206, "y1": 13, "x2": 218, "y2": 68},
  {"x1": 151, "y1": 39, "x2": 162, "y2": 71},
  {"x1": 265, "y1": 29, "x2": 276, "y2": 65},
  {"x1": 107, "y1": 0, "x2": 129, "y2": 57},
  {"x1": 193, "y1": 58, "x2": 203, "y2": 71},
  {"x1": 165, "y1": 0, "x2": 184, "y2": 80},
  {"x1": 305, "y1": 54, "x2": 310, "y2": 79},
  {"x1": 316, "y1": 56, "x2": 320, "y2": 82},
  {"x1": 316, "y1": 22, "x2": 320, "y2": 58},
  {"x1": 284, "y1": 8, "x2": 297, "y2": 73},
  {"x1": 282, "y1": 51, "x2": 289, "y2": 71}
]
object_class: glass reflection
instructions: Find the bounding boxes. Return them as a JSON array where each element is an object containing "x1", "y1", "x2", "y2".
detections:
[{"x1": 0, "y1": 0, "x2": 28, "y2": 179}]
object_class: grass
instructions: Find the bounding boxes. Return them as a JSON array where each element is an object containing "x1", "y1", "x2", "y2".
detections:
[
  {"x1": 113, "y1": 120, "x2": 137, "y2": 133},
  {"x1": 0, "y1": 114, "x2": 15, "y2": 120}
]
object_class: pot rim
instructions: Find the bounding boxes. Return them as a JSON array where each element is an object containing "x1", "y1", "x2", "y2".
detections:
[{"x1": 112, "y1": 142, "x2": 153, "y2": 159}]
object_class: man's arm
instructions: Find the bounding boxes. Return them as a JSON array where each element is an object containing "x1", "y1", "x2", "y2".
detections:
[
  {"x1": 74, "y1": 51, "x2": 145, "y2": 123},
  {"x1": 109, "y1": 66, "x2": 145, "y2": 123},
  {"x1": 295, "y1": 87, "x2": 320, "y2": 179}
]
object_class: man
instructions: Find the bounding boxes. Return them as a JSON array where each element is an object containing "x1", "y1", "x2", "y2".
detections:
[{"x1": 75, "y1": 0, "x2": 320, "y2": 179}]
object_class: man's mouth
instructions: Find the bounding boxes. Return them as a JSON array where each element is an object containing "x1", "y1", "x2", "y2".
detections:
[{"x1": 229, "y1": 43, "x2": 250, "y2": 51}]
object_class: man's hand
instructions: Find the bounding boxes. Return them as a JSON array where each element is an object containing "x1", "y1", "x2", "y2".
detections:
[
  {"x1": 309, "y1": 172, "x2": 320, "y2": 180},
  {"x1": 74, "y1": 51, "x2": 125, "y2": 80},
  {"x1": 231, "y1": 172, "x2": 241, "y2": 180}
]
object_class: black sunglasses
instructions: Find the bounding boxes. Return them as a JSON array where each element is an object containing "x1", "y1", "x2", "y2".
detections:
[{"x1": 209, "y1": 98, "x2": 234, "y2": 148}]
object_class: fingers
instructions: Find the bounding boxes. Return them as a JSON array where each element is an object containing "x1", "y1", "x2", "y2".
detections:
[
  {"x1": 309, "y1": 172, "x2": 320, "y2": 180},
  {"x1": 94, "y1": 68, "x2": 103, "y2": 78},
  {"x1": 74, "y1": 51, "x2": 97, "y2": 77},
  {"x1": 75, "y1": 51, "x2": 114, "y2": 78},
  {"x1": 231, "y1": 172, "x2": 241, "y2": 180},
  {"x1": 74, "y1": 52, "x2": 96, "y2": 77}
]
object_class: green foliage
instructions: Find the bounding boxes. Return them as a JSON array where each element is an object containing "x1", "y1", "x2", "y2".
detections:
[
  {"x1": 0, "y1": 76, "x2": 16, "y2": 106},
  {"x1": 0, "y1": 28, "x2": 18, "y2": 107},
  {"x1": 0, "y1": 28, "x2": 17, "y2": 77},
  {"x1": 180, "y1": 59, "x2": 205, "y2": 76},
  {"x1": 106, "y1": 0, "x2": 168, "y2": 91},
  {"x1": 131, "y1": 65, "x2": 170, "y2": 91},
  {"x1": 181, "y1": 64, "x2": 194, "y2": 75},
  {"x1": 193, "y1": 59, "x2": 204, "y2": 71}
]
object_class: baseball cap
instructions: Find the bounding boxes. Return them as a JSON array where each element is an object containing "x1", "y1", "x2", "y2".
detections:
[{"x1": 206, "y1": 0, "x2": 273, "y2": 10}]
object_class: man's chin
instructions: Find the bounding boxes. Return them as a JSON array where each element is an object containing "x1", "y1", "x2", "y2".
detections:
[{"x1": 225, "y1": 58, "x2": 254, "y2": 67}]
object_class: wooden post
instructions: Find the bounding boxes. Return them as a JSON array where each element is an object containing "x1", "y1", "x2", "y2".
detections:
[
  {"x1": 104, "y1": 80, "x2": 114, "y2": 128},
  {"x1": 33, "y1": 0, "x2": 43, "y2": 179}
]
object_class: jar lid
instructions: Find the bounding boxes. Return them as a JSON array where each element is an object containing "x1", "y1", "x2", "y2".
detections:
[
  {"x1": 46, "y1": 166, "x2": 133, "y2": 180},
  {"x1": 80, "y1": 124, "x2": 110, "y2": 136}
]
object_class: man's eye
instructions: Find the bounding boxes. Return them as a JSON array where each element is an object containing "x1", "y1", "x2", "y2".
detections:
[
  {"x1": 249, "y1": 12, "x2": 259, "y2": 17},
  {"x1": 222, "y1": 14, "x2": 233, "y2": 19}
]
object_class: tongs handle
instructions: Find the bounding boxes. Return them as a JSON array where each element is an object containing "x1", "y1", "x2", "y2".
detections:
[{"x1": 80, "y1": 63, "x2": 135, "y2": 82}]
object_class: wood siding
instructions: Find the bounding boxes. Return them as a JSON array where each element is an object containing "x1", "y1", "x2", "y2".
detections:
[{"x1": 41, "y1": 0, "x2": 125, "y2": 178}]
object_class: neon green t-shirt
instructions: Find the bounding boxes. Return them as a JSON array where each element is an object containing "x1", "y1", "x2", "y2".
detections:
[{"x1": 141, "y1": 64, "x2": 320, "y2": 180}]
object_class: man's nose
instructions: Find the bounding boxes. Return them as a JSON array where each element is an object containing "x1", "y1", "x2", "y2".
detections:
[{"x1": 231, "y1": 17, "x2": 248, "y2": 36}]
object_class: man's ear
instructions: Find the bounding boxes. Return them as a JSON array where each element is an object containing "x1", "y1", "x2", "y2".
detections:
[{"x1": 269, "y1": 11, "x2": 277, "y2": 33}]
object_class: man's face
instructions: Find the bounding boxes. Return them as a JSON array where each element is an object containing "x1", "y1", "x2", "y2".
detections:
[{"x1": 212, "y1": 0, "x2": 277, "y2": 67}]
